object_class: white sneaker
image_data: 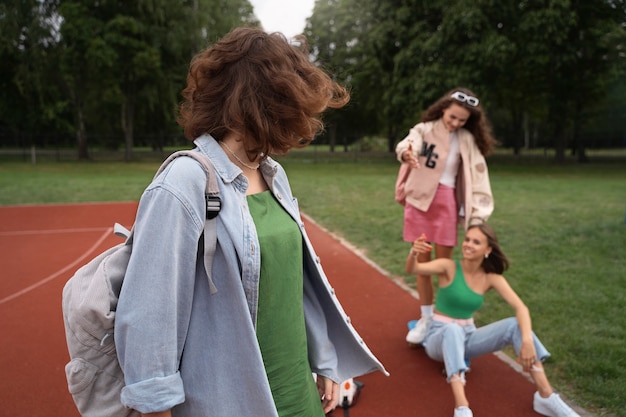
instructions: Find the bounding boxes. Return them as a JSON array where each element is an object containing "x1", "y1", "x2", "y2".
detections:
[
  {"x1": 406, "y1": 316, "x2": 432, "y2": 344},
  {"x1": 453, "y1": 406, "x2": 473, "y2": 417},
  {"x1": 533, "y1": 392, "x2": 580, "y2": 417}
]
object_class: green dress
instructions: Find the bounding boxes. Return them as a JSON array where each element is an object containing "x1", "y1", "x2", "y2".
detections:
[{"x1": 247, "y1": 191, "x2": 324, "y2": 417}]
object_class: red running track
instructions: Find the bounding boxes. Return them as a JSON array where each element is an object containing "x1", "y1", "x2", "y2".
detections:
[{"x1": 0, "y1": 202, "x2": 588, "y2": 417}]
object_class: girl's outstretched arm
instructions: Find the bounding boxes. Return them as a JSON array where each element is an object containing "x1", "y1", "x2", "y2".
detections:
[{"x1": 405, "y1": 234, "x2": 454, "y2": 282}]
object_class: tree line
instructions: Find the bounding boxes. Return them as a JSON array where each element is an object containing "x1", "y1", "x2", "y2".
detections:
[
  {"x1": 2, "y1": 0, "x2": 625, "y2": 162},
  {"x1": 305, "y1": 0, "x2": 626, "y2": 161},
  {"x1": 0, "y1": 0, "x2": 258, "y2": 160}
]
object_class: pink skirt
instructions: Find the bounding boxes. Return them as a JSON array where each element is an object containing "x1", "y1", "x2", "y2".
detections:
[{"x1": 403, "y1": 184, "x2": 458, "y2": 247}]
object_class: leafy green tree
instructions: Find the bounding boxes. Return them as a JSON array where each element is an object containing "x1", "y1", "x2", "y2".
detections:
[
  {"x1": 306, "y1": 0, "x2": 626, "y2": 160},
  {"x1": 306, "y1": 0, "x2": 381, "y2": 150},
  {"x1": 56, "y1": 1, "x2": 110, "y2": 159},
  {"x1": 53, "y1": 0, "x2": 258, "y2": 160},
  {"x1": 307, "y1": 0, "x2": 420, "y2": 151},
  {"x1": 0, "y1": 0, "x2": 70, "y2": 147},
  {"x1": 484, "y1": 0, "x2": 626, "y2": 161}
]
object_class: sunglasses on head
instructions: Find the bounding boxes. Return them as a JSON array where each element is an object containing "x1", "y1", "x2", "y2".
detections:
[{"x1": 450, "y1": 91, "x2": 479, "y2": 107}]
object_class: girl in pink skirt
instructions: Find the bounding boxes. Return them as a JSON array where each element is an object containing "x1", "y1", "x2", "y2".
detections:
[{"x1": 395, "y1": 88, "x2": 496, "y2": 345}]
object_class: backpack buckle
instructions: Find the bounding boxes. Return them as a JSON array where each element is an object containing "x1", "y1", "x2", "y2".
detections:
[{"x1": 206, "y1": 195, "x2": 221, "y2": 219}]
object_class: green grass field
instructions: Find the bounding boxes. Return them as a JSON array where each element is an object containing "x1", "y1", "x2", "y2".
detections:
[{"x1": 1, "y1": 153, "x2": 624, "y2": 416}]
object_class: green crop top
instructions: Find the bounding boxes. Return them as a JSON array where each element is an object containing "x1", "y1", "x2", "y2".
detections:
[{"x1": 435, "y1": 260, "x2": 484, "y2": 319}]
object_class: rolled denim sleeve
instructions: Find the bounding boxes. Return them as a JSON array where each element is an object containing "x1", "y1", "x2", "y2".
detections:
[
  {"x1": 115, "y1": 160, "x2": 207, "y2": 413},
  {"x1": 120, "y1": 373, "x2": 185, "y2": 413}
]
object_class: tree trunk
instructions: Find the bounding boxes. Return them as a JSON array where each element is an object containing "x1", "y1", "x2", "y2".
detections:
[
  {"x1": 387, "y1": 125, "x2": 397, "y2": 153},
  {"x1": 554, "y1": 126, "x2": 566, "y2": 163},
  {"x1": 328, "y1": 123, "x2": 336, "y2": 152},
  {"x1": 574, "y1": 125, "x2": 589, "y2": 163},
  {"x1": 121, "y1": 97, "x2": 135, "y2": 162},
  {"x1": 511, "y1": 109, "x2": 522, "y2": 156},
  {"x1": 573, "y1": 103, "x2": 589, "y2": 163},
  {"x1": 70, "y1": 85, "x2": 89, "y2": 160},
  {"x1": 76, "y1": 106, "x2": 89, "y2": 160}
]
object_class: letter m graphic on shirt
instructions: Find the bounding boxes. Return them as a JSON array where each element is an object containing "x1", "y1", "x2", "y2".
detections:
[{"x1": 421, "y1": 142, "x2": 438, "y2": 169}]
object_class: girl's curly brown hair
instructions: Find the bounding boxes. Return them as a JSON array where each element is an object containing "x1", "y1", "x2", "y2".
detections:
[
  {"x1": 421, "y1": 87, "x2": 497, "y2": 156},
  {"x1": 177, "y1": 27, "x2": 349, "y2": 161}
]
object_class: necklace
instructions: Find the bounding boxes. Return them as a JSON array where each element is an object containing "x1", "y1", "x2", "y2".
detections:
[{"x1": 219, "y1": 141, "x2": 260, "y2": 170}]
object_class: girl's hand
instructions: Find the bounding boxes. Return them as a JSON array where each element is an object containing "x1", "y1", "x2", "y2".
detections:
[
  {"x1": 410, "y1": 233, "x2": 432, "y2": 257},
  {"x1": 402, "y1": 150, "x2": 421, "y2": 169},
  {"x1": 402, "y1": 142, "x2": 420, "y2": 169},
  {"x1": 517, "y1": 340, "x2": 537, "y2": 371},
  {"x1": 316, "y1": 375, "x2": 338, "y2": 414}
]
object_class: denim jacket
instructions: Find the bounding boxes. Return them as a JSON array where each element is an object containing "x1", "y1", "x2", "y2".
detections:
[{"x1": 115, "y1": 135, "x2": 387, "y2": 416}]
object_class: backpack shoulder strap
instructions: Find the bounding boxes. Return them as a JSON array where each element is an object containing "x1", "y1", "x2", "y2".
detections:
[
  {"x1": 156, "y1": 150, "x2": 221, "y2": 294},
  {"x1": 155, "y1": 150, "x2": 221, "y2": 216}
]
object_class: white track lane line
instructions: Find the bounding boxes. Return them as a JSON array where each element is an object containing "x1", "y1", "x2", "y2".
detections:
[
  {"x1": 0, "y1": 227, "x2": 108, "y2": 236},
  {"x1": 0, "y1": 227, "x2": 113, "y2": 305}
]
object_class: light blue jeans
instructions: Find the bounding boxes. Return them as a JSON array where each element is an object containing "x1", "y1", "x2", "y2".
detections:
[{"x1": 423, "y1": 317, "x2": 551, "y2": 382}]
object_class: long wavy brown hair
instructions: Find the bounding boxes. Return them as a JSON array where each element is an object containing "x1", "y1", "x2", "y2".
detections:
[
  {"x1": 177, "y1": 27, "x2": 349, "y2": 161},
  {"x1": 421, "y1": 87, "x2": 497, "y2": 156}
]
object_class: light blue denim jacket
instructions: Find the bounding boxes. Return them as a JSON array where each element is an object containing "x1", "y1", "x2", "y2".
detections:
[{"x1": 115, "y1": 135, "x2": 387, "y2": 416}]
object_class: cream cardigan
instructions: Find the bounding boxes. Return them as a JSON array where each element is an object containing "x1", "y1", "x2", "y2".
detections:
[{"x1": 395, "y1": 120, "x2": 494, "y2": 230}]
